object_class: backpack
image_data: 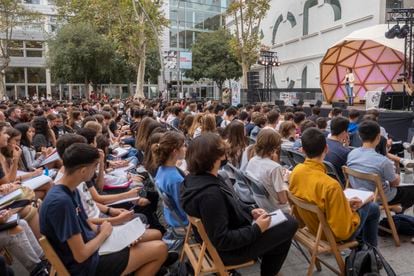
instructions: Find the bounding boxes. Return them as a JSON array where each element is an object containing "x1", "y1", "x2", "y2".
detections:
[
  {"x1": 345, "y1": 242, "x2": 395, "y2": 276},
  {"x1": 379, "y1": 214, "x2": 414, "y2": 236}
]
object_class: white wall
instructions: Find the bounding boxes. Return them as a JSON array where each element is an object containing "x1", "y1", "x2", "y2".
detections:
[{"x1": 259, "y1": 0, "x2": 386, "y2": 89}]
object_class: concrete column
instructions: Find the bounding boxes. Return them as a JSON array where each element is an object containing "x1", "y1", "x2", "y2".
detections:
[
  {"x1": 68, "y1": 84, "x2": 72, "y2": 101},
  {"x1": 46, "y1": 68, "x2": 52, "y2": 99}
]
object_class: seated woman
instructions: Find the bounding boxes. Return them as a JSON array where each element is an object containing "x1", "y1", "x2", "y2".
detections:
[
  {"x1": 225, "y1": 120, "x2": 248, "y2": 169},
  {"x1": 151, "y1": 131, "x2": 188, "y2": 228},
  {"x1": 246, "y1": 129, "x2": 290, "y2": 212},
  {"x1": 181, "y1": 133, "x2": 298, "y2": 276},
  {"x1": 40, "y1": 143, "x2": 168, "y2": 276},
  {"x1": 1, "y1": 126, "x2": 52, "y2": 199},
  {"x1": 14, "y1": 123, "x2": 54, "y2": 172},
  {"x1": 279, "y1": 121, "x2": 296, "y2": 149}
]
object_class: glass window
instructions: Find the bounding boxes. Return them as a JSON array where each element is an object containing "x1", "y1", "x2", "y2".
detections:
[
  {"x1": 204, "y1": 14, "x2": 220, "y2": 30},
  {"x1": 24, "y1": 0, "x2": 40, "y2": 4},
  {"x1": 9, "y1": 49, "x2": 24, "y2": 57},
  {"x1": 8, "y1": 40, "x2": 24, "y2": 48},
  {"x1": 27, "y1": 68, "x2": 46, "y2": 83},
  {"x1": 386, "y1": 0, "x2": 402, "y2": 8},
  {"x1": 5, "y1": 68, "x2": 25, "y2": 83},
  {"x1": 25, "y1": 41, "x2": 43, "y2": 49},
  {"x1": 169, "y1": 30, "x2": 177, "y2": 48},
  {"x1": 178, "y1": 31, "x2": 185, "y2": 49},
  {"x1": 185, "y1": 30, "x2": 194, "y2": 48},
  {"x1": 26, "y1": 50, "x2": 43, "y2": 57}
]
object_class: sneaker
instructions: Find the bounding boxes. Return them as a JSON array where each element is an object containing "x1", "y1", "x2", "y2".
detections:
[{"x1": 401, "y1": 158, "x2": 414, "y2": 168}]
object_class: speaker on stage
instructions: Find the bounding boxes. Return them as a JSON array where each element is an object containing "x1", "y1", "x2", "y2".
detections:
[
  {"x1": 378, "y1": 92, "x2": 411, "y2": 110},
  {"x1": 332, "y1": 102, "x2": 347, "y2": 109},
  {"x1": 247, "y1": 71, "x2": 260, "y2": 91},
  {"x1": 309, "y1": 100, "x2": 322, "y2": 108}
]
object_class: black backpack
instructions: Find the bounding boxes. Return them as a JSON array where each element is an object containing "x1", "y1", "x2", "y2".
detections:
[{"x1": 345, "y1": 242, "x2": 395, "y2": 276}]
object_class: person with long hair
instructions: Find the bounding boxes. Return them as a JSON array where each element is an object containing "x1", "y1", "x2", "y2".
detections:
[
  {"x1": 67, "y1": 110, "x2": 82, "y2": 132},
  {"x1": 152, "y1": 131, "x2": 188, "y2": 228},
  {"x1": 246, "y1": 129, "x2": 290, "y2": 212},
  {"x1": 279, "y1": 121, "x2": 296, "y2": 149},
  {"x1": 200, "y1": 114, "x2": 217, "y2": 135},
  {"x1": 14, "y1": 123, "x2": 54, "y2": 172},
  {"x1": 188, "y1": 114, "x2": 203, "y2": 138},
  {"x1": 225, "y1": 120, "x2": 247, "y2": 168},
  {"x1": 181, "y1": 133, "x2": 297, "y2": 276},
  {"x1": 32, "y1": 116, "x2": 56, "y2": 152}
]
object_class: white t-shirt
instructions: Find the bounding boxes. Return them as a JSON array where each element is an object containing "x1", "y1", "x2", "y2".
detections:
[
  {"x1": 55, "y1": 171, "x2": 100, "y2": 219},
  {"x1": 246, "y1": 156, "x2": 289, "y2": 212}
]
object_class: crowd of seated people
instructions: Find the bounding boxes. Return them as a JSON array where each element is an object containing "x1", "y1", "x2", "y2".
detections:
[{"x1": 0, "y1": 97, "x2": 412, "y2": 276}]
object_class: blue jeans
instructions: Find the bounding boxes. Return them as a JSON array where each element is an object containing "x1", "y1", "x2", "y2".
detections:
[
  {"x1": 352, "y1": 202, "x2": 380, "y2": 246},
  {"x1": 346, "y1": 84, "x2": 354, "y2": 105}
]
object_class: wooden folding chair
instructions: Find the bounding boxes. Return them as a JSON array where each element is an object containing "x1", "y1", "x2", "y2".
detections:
[
  {"x1": 342, "y1": 166, "x2": 400, "y2": 247},
  {"x1": 288, "y1": 192, "x2": 358, "y2": 276},
  {"x1": 180, "y1": 216, "x2": 254, "y2": 276},
  {"x1": 38, "y1": 236, "x2": 70, "y2": 276}
]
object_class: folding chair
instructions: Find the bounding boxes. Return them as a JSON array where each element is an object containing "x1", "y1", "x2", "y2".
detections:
[
  {"x1": 226, "y1": 163, "x2": 256, "y2": 205},
  {"x1": 286, "y1": 149, "x2": 306, "y2": 166},
  {"x1": 342, "y1": 166, "x2": 400, "y2": 247},
  {"x1": 243, "y1": 172, "x2": 276, "y2": 212},
  {"x1": 181, "y1": 216, "x2": 254, "y2": 276},
  {"x1": 288, "y1": 192, "x2": 358, "y2": 275},
  {"x1": 323, "y1": 160, "x2": 344, "y2": 188},
  {"x1": 280, "y1": 147, "x2": 295, "y2": 168},
  {"x1": 38, "y1": 236, "x2": 70, "y2": 276}
]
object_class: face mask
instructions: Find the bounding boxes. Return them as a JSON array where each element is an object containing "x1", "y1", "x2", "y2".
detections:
[{"x1": 220, "y1": 158, "x2": 228, "y2": 168}]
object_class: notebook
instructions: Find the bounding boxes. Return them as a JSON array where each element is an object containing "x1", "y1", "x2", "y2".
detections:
[
  {"x1": 344, "y1": 188, "x2": 374, "y2": 205},
  {"x1": 112, "y1": 147, "x2": 129, "y2": 158},
  {"x1": 0, "y1": 189, "x2": 23, "y2": 206},
  {"x1": 99, "y1": 217, "x2": 146, "y2": 255},
  {"x1": 39, "y1": 150, "x2": 60, "y2": 167},
  {"x1": 21, "y1": 175, "x2": 52, "y2": 190},
  {"x1": 267, "y1": 209, "x2": 288, "y2": 229},
  {"x1": 108, "y1": 196, "x2": 141, "y2": 206}
]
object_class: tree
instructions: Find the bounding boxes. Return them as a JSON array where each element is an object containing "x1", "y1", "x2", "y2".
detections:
[
  {"x1": 47, "y1": 22, "x2": 119, "y2": 95},
  {"x1": 0, "y1": 0, "x2": 40, "y2": 98},
  {"x1": 56, "y1": 0, "x2": 168, "y2": 99},
  {"x1": 227, "y1": 0, "x2": 270, "y2": 88},
  {"x1": 145, "y1": 46, "x2": 161, "y2": 84},
  {"x1": 186, "y1": 29, "x2": 242, "y2": 99}
]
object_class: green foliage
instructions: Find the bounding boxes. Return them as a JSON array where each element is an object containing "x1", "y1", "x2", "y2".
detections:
[
  {"x1": 56, "y1": 0, "x2": 168, "y2": 96},
  {"x1": 145, "y1": 47, "x2": 161, "y2": 83},
  {"x1": 186, "y1": 29, "x2": 242, "y2": 90},
  {"x1": 48, "y1": 22, "x2": 125, "y2": 84},
  {"x1": 227, "y1": 0, "x2": 270, "y2": 88}
]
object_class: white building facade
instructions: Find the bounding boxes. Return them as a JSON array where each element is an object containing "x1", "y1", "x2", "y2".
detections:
[{"x1": 257, "y1": 0, "x2": 412, "y2": 91}]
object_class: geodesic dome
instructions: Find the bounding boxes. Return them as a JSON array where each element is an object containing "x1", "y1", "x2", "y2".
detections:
[{"x1": 320, "y1": 24, "x2": 405, "y2": 103}]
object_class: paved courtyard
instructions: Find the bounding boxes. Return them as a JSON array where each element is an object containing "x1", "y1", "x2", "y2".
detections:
[{"x1": 10, "y1": 234, "x2": 414, "y2": 275}]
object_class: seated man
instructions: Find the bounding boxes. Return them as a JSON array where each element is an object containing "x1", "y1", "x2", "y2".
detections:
[
  {"x1": 325, "y1": 116, "x2": 351, "y2": 184},
  {"x1": 40, "y1": 143, "x2": 168, "y2": 275},
  {"x1": 290, "y1": 127, "x2": 380, "y2": 246},
  {"x1": 347, "y1": 121, "x2": 414, "y2": 211}
]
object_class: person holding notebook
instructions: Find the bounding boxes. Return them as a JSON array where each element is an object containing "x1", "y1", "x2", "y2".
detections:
[
  {"x1": 40, "y1": 143, "x2": 168, "y2": 275},
  {"x1": 289, "y1": 127, "x2": 380, "y2": 246}
]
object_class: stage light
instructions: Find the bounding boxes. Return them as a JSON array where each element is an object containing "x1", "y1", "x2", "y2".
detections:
[
  {"x1": 398, "y1": 24, "x2": 410, "y2": 38},
  {"x1": 385, "y1": 24, "x2": 401, "y2": 39}
]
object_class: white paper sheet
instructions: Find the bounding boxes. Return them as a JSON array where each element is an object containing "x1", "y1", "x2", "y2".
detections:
[
  {"x1": 267, "y1": 209, "x2": 288, "y2": 229},
  {"x1": 344, "y1": 188, "x2": 374, "y2": 204},
  {"x1": 99, "y1": 217, "x2": 146, "y2": 255},
  {"x1": 39, "y1": 151, "x2": 60, "y2": 167},
  {"x1": 21, "y1": 175, "x2": 52, "y2": 190},
  {"x1": 108, "y1": 196, "x2": 140, "y2": 206},
  {"x1": 0, "y1": 189, "x2": 23, "y2": 206}
]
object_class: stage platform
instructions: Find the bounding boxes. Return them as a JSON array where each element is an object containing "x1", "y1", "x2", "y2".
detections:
[{"x1": 292, "y1": 103, "x2": 414, "y2": 142}]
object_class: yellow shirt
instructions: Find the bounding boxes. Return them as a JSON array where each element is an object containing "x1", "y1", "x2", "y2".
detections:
[{"x1": 289, "y1": 159, "x2": 360, "y2": 241}]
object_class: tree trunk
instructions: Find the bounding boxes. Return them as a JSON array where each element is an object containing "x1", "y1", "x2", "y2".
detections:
[
  {"x1": 0, "y1": 70, "x2": 5, "y2": 100},
  {"x1": 134, "y1": 46, "x2": 146, "y2": 99},
  {"x1": 241, "y1": 62, "x2": 249, "y2": 89}
]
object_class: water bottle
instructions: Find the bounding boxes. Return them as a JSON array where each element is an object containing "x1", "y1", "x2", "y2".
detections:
[{"x1": 44, "y1": 167, "x2": 49, "y2": 176}]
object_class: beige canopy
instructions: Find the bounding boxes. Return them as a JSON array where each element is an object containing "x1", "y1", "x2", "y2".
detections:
[{"x1": 320, "y1": 24, "x2": 405, "y2": 103}]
